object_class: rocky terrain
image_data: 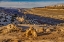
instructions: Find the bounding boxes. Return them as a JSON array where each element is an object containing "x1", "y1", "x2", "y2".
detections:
[{"x1": 0, "y1": 4, "x2": 64, "y2": 42}]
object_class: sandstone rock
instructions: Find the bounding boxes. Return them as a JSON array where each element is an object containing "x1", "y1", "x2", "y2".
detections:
[
  {"x1": 25, "y1": 26, "x2": 37, "y2": 37},
  {"x1": 1, "y1": 24, "x2": 22, "y2": 34},
  {"x1": 46, "y1": 28, "x2": 51, "y2": 33},
  {"x1": 16, "y1": 16, "x2": 25, "y2": 22},
  {"x1": 36, "y1": 27, "x2": 44, "y2": 33}
]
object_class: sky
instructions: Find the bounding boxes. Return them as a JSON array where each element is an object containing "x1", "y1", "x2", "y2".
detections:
[
  {"x1": 0, "y1": 0, "x2": 64, "y2": 8},
  {"x1": 0, "y1": 0, "x2": 64, "y2": 2}
]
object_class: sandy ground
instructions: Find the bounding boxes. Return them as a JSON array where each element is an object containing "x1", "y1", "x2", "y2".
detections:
[{"x1": 0, "y1": 24, "x2": 64, "y2": 42}]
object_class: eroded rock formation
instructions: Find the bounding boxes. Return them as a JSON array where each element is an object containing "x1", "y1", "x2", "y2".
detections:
[
  {"x1": 25, "y1": 26, "x2": 37, "y2": 37},
  {"x1": 0, "y1": 24, "x2": 22, "y2": 34}
]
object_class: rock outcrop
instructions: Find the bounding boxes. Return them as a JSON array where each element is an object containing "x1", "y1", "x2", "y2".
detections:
[
  {"x1": 36, "y1": 27, "x2": 44, "y2": 33},
  {"x1": 0, "y1": 24, "x2": 22, "y2": 34},
  {"x1": 25, "y1": 26, "x2": 37, "y2": 37}
]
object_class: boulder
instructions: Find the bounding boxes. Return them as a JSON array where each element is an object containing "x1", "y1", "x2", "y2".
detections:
[{"x1": 25, "y1": 26, "x2": 37, "y2": 37}]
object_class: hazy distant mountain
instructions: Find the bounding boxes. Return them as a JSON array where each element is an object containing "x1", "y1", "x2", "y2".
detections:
[
  {"x1": 33, "y1": 4, "x2": 64, "y2": 9},
  {"x1": 45, "y1": 4, "x2": 64, "y2": 9}
]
